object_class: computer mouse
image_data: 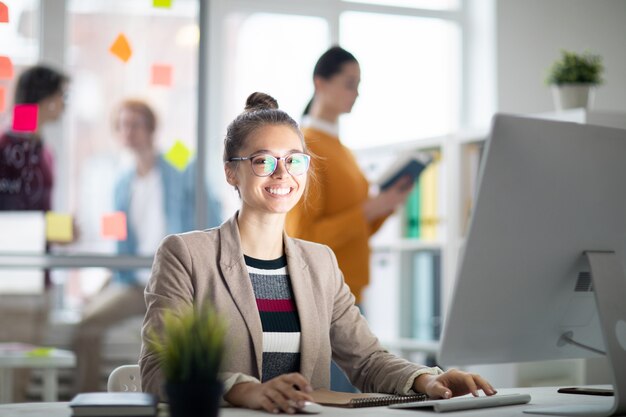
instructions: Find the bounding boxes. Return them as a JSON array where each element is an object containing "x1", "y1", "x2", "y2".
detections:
[{"x1": 297, "y1": 401, "x2": 323, "y2": 414}]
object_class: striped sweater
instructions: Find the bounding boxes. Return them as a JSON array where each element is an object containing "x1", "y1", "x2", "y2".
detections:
[{"x1": 244, "y1": 254, "x2": 301, "y2": 382}]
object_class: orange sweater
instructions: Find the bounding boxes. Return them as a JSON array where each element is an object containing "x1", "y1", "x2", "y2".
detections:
[{"x1": 286, "y1": 127, "x2": 386, "y2": 303}]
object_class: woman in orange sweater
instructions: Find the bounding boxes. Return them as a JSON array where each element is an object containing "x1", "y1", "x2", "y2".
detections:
[{"x1": 285, "y1": 46, "x2": 413, "y2": 391}]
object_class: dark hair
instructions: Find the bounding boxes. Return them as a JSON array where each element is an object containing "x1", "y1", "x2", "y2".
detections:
[
  {"x1": 14, "y1": 65, "x2": 69, "y2": 105},
  {"x1": 114, "y1": 99, "x2": 158, "y2": 133},
  {"x1": 303, "y1": 46, "x2": 358, "y2": 116},
  {"x1": 223, "y1": 92, "x2": 305, "y2": 162}
]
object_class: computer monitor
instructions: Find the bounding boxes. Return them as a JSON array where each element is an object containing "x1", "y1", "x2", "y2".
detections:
[{"x1": 438, "y1": 114, "x2": 626, "y2": 417}]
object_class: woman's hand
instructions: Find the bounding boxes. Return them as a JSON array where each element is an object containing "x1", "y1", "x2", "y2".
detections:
[
  {"x1": 362, "y1": 176, "x2": 414, "y2": 222},
  {"x1": 413, "y1": 369, "x2": 497, "y2": 399},
  {"x1": 224, "y1": 373, "x2": 314, "y2": 414}
]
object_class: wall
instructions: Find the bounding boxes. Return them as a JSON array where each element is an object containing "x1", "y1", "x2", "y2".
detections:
[{"x1": 496, "y1": 0, "x2": 626, "y2": 114}]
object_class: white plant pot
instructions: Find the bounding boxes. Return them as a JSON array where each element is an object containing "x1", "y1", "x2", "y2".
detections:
[{"x1": 551, "y1": 84, "x2": 596, "y2": 111}]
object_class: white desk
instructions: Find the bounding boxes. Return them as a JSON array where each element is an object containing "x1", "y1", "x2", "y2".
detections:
[
  {"x1": 0, "y1": 343, "x2": 76, "y2": 403},
  {"x1": 0, "y1": 387, "x2": 615, "y2": 416}
]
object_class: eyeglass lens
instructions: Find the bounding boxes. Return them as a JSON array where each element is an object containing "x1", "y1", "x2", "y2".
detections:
[{"x1": 251, "y1": 153, "x2": 309, "y2": 177}]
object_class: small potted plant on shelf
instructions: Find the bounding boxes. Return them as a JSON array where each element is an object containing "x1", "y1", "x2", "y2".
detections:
[
  {"x1": 546, "y1": 50, "x2": 604, "y2": 111},
  {"x1": 147, "y1": 303, "x2": 226, "y2": 417}
]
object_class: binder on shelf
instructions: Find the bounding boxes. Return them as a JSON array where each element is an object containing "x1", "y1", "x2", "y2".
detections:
[
  {"x1": 412, "y1": 250, "x2": 441, "y2": 341},
  {"x1": 404, "y1": 184, "x2": 420, "y2": 238},
  {"x1": 461, "y1": 142, "x2": 485, "y2": 234},
  {"x1": 419, "y1": 151, "x2": 441, "y2": 241}
]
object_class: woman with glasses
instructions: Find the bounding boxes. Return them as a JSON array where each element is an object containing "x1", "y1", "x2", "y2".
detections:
[{"x1": 139, "y1": 92, "x2": 495, "y2": 414}]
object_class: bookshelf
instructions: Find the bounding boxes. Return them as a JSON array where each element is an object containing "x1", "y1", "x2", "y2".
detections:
[
  {"x1": 360, "y1": 109, "x2": 626, "y2": 386},
  {"x1": 356, "y1": 128, "x2": 487, "y2": 355}
]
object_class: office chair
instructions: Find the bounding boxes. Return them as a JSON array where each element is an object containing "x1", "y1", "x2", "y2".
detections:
[{"x1": 107, "y1": 364, "x2": 141, "y2": 392}]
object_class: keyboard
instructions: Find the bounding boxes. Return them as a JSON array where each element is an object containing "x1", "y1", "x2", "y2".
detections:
[{"x1": 388, "y1": 393, "x2": 531, "y2": 412}]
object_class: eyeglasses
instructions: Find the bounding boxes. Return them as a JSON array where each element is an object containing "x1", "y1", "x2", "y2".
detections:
[{"x1": 228, "y1": 152, "x2": 311, "y2": 177}]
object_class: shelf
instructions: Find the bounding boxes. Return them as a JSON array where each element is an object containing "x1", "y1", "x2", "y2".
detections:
[
  {"x1": 0, "y1": 253, "x2": 153, "y2": 270},
  {"x1": 380, "y1": 338, "x2": 440, "y2": 354},
  {"x1": 371, "y1": 239, "x2": 442, "y2": 252}
]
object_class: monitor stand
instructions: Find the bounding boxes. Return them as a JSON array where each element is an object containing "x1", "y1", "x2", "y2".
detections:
[{"x1": 524, "y1": 251, "x2": 626, "y2": 417}]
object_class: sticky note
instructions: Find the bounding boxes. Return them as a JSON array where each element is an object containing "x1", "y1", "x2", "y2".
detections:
[
  {"x1": 0, "y1": 2, "x2": 8, "y2": 23},
  {"x1": 27, "y1": 347, "x2": 54, "y2": 357},
  {"x1": 45, "y1": 212, "x2": 73, "y2": 242},
  {"x1": 151, "y1": 64, "x2": 173, "y2": 86},
  {"x1": 153, "y1": 0, "x2": 172, "y2": 8},
  {"x1": 109, "y1": 33, "x2": 132, "y2": 63},
  {"x1": 12, "y1": 104, "x2": 38, "y2": 132},
  {"x1": 0, "y1": 56, "x2": 13, "y2": 79},
  {"x1": 0, "y1": 86, "x2": 5, "y2": 113},
  {"x1": 101, "y1": 212, "x2": 127, "y2": 241},
  {"x1": 165, "y1": 140, "x2": 193, "y2": 171}
]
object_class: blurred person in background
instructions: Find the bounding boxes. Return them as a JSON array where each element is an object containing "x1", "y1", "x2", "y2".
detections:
[
  {"x1": 0, "y1": 65, "x2": 69, "y2": 402},
  {"x1": 286, "y1": 46, "x2": 414, "y2": 392},
  {"x1": 72, "y1": 99, "x2": 221, "y2": 392}
]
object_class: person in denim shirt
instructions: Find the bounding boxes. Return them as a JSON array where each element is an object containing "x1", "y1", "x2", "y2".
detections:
[{"x1": 73, "y1": 99, "x2": 221, "y2": 392}]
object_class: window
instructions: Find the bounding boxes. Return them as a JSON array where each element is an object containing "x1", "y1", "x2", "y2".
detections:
[{"x1": 340, "y1": 11, "x2": 461, "y2": 148}]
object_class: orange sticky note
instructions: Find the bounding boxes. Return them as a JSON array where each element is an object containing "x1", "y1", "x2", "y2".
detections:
[
  {"x1": 0, "y1": 86, "x2": 5, "y2": 113},
  {"x1": 0, "y1": 2, "x2": 8, "y2": 23},
  {"x1": 0, "y1": 56, "x2": 13, "y2": 79},
  {"x1": 0, "y1": 1, "x2": 9, "y2": 23},
  {"x1": 109, "y1": 34, "x2": 132, "y2": 63},
  {"x1": 12, "y1": 104, "x2": 38, "y2": 132},
  {"x1": 164, "y1": 140, "x2": 192, "y2": 171},
  {"x1": 101, "y1": 212, "x2": 127, "y2": 241},
  {"x1": 45, "y1": 212, "x2": 73, "y2": 242},
  {"x1": 153, "y1": 0, "x2": 172, "y2": 8},
  {"x1": 151, "y1": 64, "x2": 173, "y2": 86}
]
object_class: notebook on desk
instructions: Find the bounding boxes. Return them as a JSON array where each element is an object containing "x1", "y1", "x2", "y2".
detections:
[
  {"x1": 388, "y1": 393, "x2": 531, "y2": 412},
  {"x1": 310, "y1": 389, "x2": 428, "y2": 408}
]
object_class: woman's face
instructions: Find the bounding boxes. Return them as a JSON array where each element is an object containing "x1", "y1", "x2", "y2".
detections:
[
  {"x1": 316, "y1": 61, "x2": 361, "y2": 116},
  {"x1": 39, "y1": 83, "x2": 68, "y2": 123},
  {"x1": 226, "y1": 124, "x2": 307, "y2": 215},
  {"x1": 116, "y1": 108, "x2": 154, "y2": 154}
]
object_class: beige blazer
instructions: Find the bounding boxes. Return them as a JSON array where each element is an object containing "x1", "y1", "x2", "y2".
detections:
[{"x1": 139, "y1": 213, "x2": 432, "y2": 399}]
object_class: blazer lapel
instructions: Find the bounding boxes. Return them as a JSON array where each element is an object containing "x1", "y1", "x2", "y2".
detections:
[
  {"x1": 219, "y1": 213, "x2": 264, "y2": 378},
  {"x1": 284, "y1": 234, "x2": 321, "y2": 380}
]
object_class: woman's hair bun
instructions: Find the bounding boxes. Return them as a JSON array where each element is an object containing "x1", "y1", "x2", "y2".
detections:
[{"x1": 245, "y1": 92, "x2": 279, "y2": 112}]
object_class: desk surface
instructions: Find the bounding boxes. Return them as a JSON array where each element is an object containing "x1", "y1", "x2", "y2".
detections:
[{"x1": 0, "y1": 387, "x2": 615, "y2": 417}]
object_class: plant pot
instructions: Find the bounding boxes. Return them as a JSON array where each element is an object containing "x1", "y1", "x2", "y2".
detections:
[
  {"x1": 165, "y1": 381, "x2": 223, "y2": 417},
  {"x1": 551, "y1": 84, "x2": 596, "y2": 111}
]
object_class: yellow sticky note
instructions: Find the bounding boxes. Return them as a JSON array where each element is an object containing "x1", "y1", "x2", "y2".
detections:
[
  {"x1": 164, "y1": 140, "x2": 192, "y2": 171},
  {"x1": 153, "y1": 0, "x2": 172, "y2": 8},
  {"x1": 27, "y1": 347, "x2": 54, "y2": 357},
  {"x1": 0, "y1": 2, "x2": 8, "y2": 23},
  {"x1": 45, "y1": 212, "x2": 73, "y2": 242},
  {"x1": 109, "y1": 33, "x2": 132, "y2": 63}
]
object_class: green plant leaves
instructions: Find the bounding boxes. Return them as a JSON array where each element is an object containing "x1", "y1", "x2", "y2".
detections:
[
  {"x1": 546, "y1": 50, "x2": 604, "y2": 85},
  {"x1": 146, "y1": 303, "x2": 227, "y2": 383}
]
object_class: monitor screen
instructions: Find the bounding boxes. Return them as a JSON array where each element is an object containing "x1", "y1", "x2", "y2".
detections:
[{"x1": 438, "y1": 114, "x2": 626, "y2": 416}]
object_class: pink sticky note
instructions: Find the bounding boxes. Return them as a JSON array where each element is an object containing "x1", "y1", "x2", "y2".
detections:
[
  {"x1": 12, "y1": 104, "x2": 38, "y2": 132},
  {"x1": 101, "y1": 212, "x2": 127, "y2": 241},
  {"x1": 0, "y1": 2, "x2": 8, "y2": 23},
  {"x1": 151, "y1": 64, "x2": 173, "y2": 86},
  {"x1": 0, "y1": 56, "x2": 13, "y2": 79},
  {"x1": 0, "y1": 86, "x2": 5, "y2": 113}
]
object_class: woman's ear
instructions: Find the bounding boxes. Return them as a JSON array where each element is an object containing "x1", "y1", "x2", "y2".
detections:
[{"x1": 224, "y1": 163, "x2": 239, "y2": 187}]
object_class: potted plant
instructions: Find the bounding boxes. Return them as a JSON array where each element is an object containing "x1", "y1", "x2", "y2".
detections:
[
  {"x1": 147, "y1": 303, "x2": 226, "y2": 417},
  {"x1": 546, "y1": 50, "x2": 604, "y2": 111}
]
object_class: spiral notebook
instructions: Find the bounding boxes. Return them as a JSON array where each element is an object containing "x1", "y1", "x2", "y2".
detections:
[{"x1": 310, "y1": 389, "x2": 428, "y2": 408}]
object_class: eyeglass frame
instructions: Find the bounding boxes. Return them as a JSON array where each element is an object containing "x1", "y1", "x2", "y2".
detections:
[{"x1": 227, "y1": 152, "x2": 311, "y2": 177}]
